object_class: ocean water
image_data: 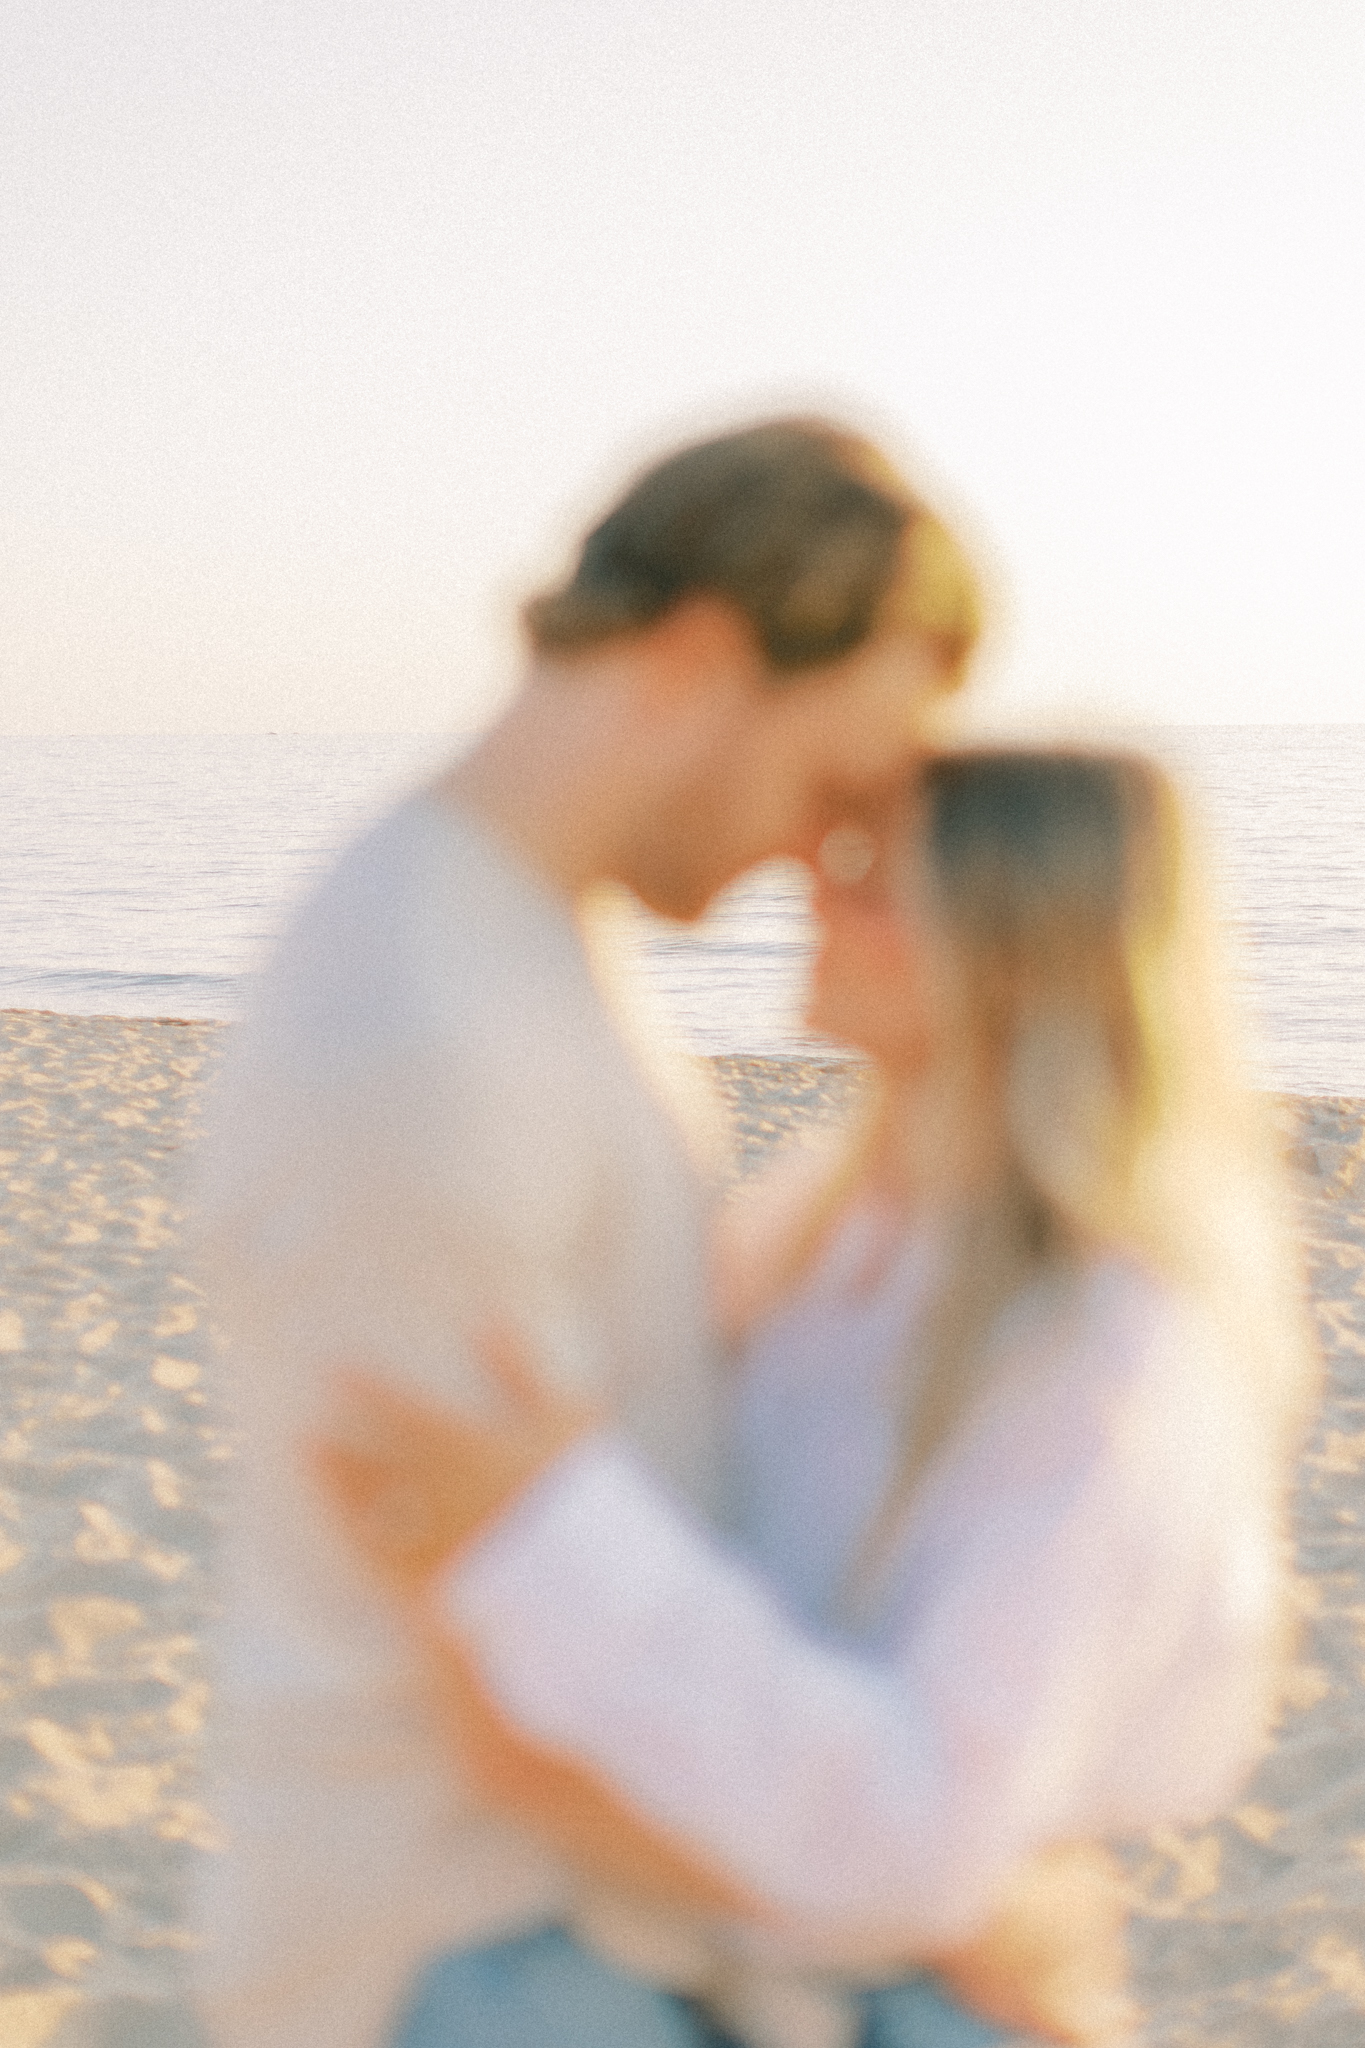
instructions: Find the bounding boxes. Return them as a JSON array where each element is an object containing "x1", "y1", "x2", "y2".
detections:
[{"x1": 0, "y1": 727, "x2": 1363, "y2": 1091}]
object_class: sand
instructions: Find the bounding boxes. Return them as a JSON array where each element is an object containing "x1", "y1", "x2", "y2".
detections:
[{"x1": 1, "y1": 1012, "x2": 1363, "y2": 2047}]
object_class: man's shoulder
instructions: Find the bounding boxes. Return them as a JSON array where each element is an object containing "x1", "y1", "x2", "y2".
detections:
[
  {"x1": 299, "y1": 793, "x2": 575, "y2": 972},
  {"x1": 208, "y1": 794, "x2": 640, "y2": 1223},
  {"x1": 255, "y1": 794, "x2": 602, "y2": 1072}
]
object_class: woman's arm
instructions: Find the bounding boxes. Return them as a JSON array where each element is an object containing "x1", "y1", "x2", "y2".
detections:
[
  {"x1": 422, "y1": 1302, "x2": 1268, "y2": 1963},
  {"x1": 422, "y1": 1614, "x2": 1136, "y2": 2048},
  {"x1": 434, "y1": 1431, "x2": 1109, "y2": 1957},
  {"x1": 309, "y1": 1337, "x2": 1152, "y2": 1950}
]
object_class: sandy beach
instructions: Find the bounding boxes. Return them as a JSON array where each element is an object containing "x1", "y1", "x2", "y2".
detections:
[{"x1": 1, "y1": 1012, "x2": 1364, "y2": 2046}]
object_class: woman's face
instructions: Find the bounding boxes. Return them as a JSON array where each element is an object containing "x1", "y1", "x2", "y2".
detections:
[{"x1": 806, "y1": 802, "x2": 959, "y2": 1073}]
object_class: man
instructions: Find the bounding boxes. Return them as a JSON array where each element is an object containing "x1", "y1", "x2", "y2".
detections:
[{"x1": 192, "y1": 416, "x2": 981, "y2": 2048}]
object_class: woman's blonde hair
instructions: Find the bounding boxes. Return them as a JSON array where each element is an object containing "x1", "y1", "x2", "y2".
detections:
[
  {"x1": 852, "y1": 749, "x2": 1315, "y2": 1644},
  {"x1": 523, "y1": 418, "x2": 981, "y2": 684}
]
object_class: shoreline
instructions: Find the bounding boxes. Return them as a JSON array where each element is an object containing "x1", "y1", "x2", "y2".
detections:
[
  {"x1": 1, "y1": 1013, "x2": 1364, "y2": 2042},
  {"x1": 3, "y1": 1005, "x2": 1361, "y2": 1101}
]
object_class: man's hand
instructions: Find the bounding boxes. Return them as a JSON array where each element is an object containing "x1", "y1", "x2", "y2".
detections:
[{"x1": 930, "y1": 1844, "x2": 1139, "y2": 2046}]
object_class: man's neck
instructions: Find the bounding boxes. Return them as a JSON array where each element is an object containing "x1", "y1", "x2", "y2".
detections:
[{"x1": 432, "y1": 661, "x2": 634, "y2": 903}]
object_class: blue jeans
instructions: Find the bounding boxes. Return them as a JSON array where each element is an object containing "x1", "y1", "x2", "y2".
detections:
[{"x1": 389, "y1": 1929, "x2": 1012, "y2": 2047}]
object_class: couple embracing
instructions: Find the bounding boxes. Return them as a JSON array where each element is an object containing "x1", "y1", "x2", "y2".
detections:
[{"x1": 194, "y1": 421, "x2": 1311, "y2": 2048}]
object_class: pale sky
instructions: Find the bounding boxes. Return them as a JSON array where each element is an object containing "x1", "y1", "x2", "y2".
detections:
[{"x1": 3, "y1": 0, "x2": 1363, "y2": 735}]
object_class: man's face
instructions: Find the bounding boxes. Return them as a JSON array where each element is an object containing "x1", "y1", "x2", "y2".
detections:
[{"x1": 631, "y1": 630, "x2": 949, "y2": 921}]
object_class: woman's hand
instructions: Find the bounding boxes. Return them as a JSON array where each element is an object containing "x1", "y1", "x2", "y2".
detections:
[{"x1": 306, "y1": 1326, "x2": 599, "y2": 1592}]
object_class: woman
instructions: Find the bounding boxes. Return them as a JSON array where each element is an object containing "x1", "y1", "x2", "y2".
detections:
[{"x1": 314, "y1": 749, "x2": 1313, "y2": 2047}]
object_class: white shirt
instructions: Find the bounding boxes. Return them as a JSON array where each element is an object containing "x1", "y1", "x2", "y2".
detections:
[
  {"x1": 443, "y1": 1203, "x2": 1279, "y2": 1967},
  {"x1": 193, "y1": 795, "x2": 725, "y2": 2048}
]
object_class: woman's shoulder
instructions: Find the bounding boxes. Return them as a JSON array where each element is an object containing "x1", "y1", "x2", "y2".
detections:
[
  {"x1": 1089, "y1": 1255, "x2": 1241, "y2": 1411},
  {"x1": 965, "y1": 1252, "x2": 1249, "y2": 1505},
  {"x1": 1036, "y1": 1252, "x2": 1224, "y2": 1393},
  {"x1": 1037, "y1": 1254, "x2": 1270, "y2": 1542}
]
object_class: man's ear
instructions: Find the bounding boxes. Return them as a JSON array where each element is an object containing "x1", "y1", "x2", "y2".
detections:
[{"x1": 635, "y1": 596, "x2": 767, "y2": 704}]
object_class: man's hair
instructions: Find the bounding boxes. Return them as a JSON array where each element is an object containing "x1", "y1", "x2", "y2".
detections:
[{"x1": 523, "y1": 418, "x2": 981, "y2": 683}]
